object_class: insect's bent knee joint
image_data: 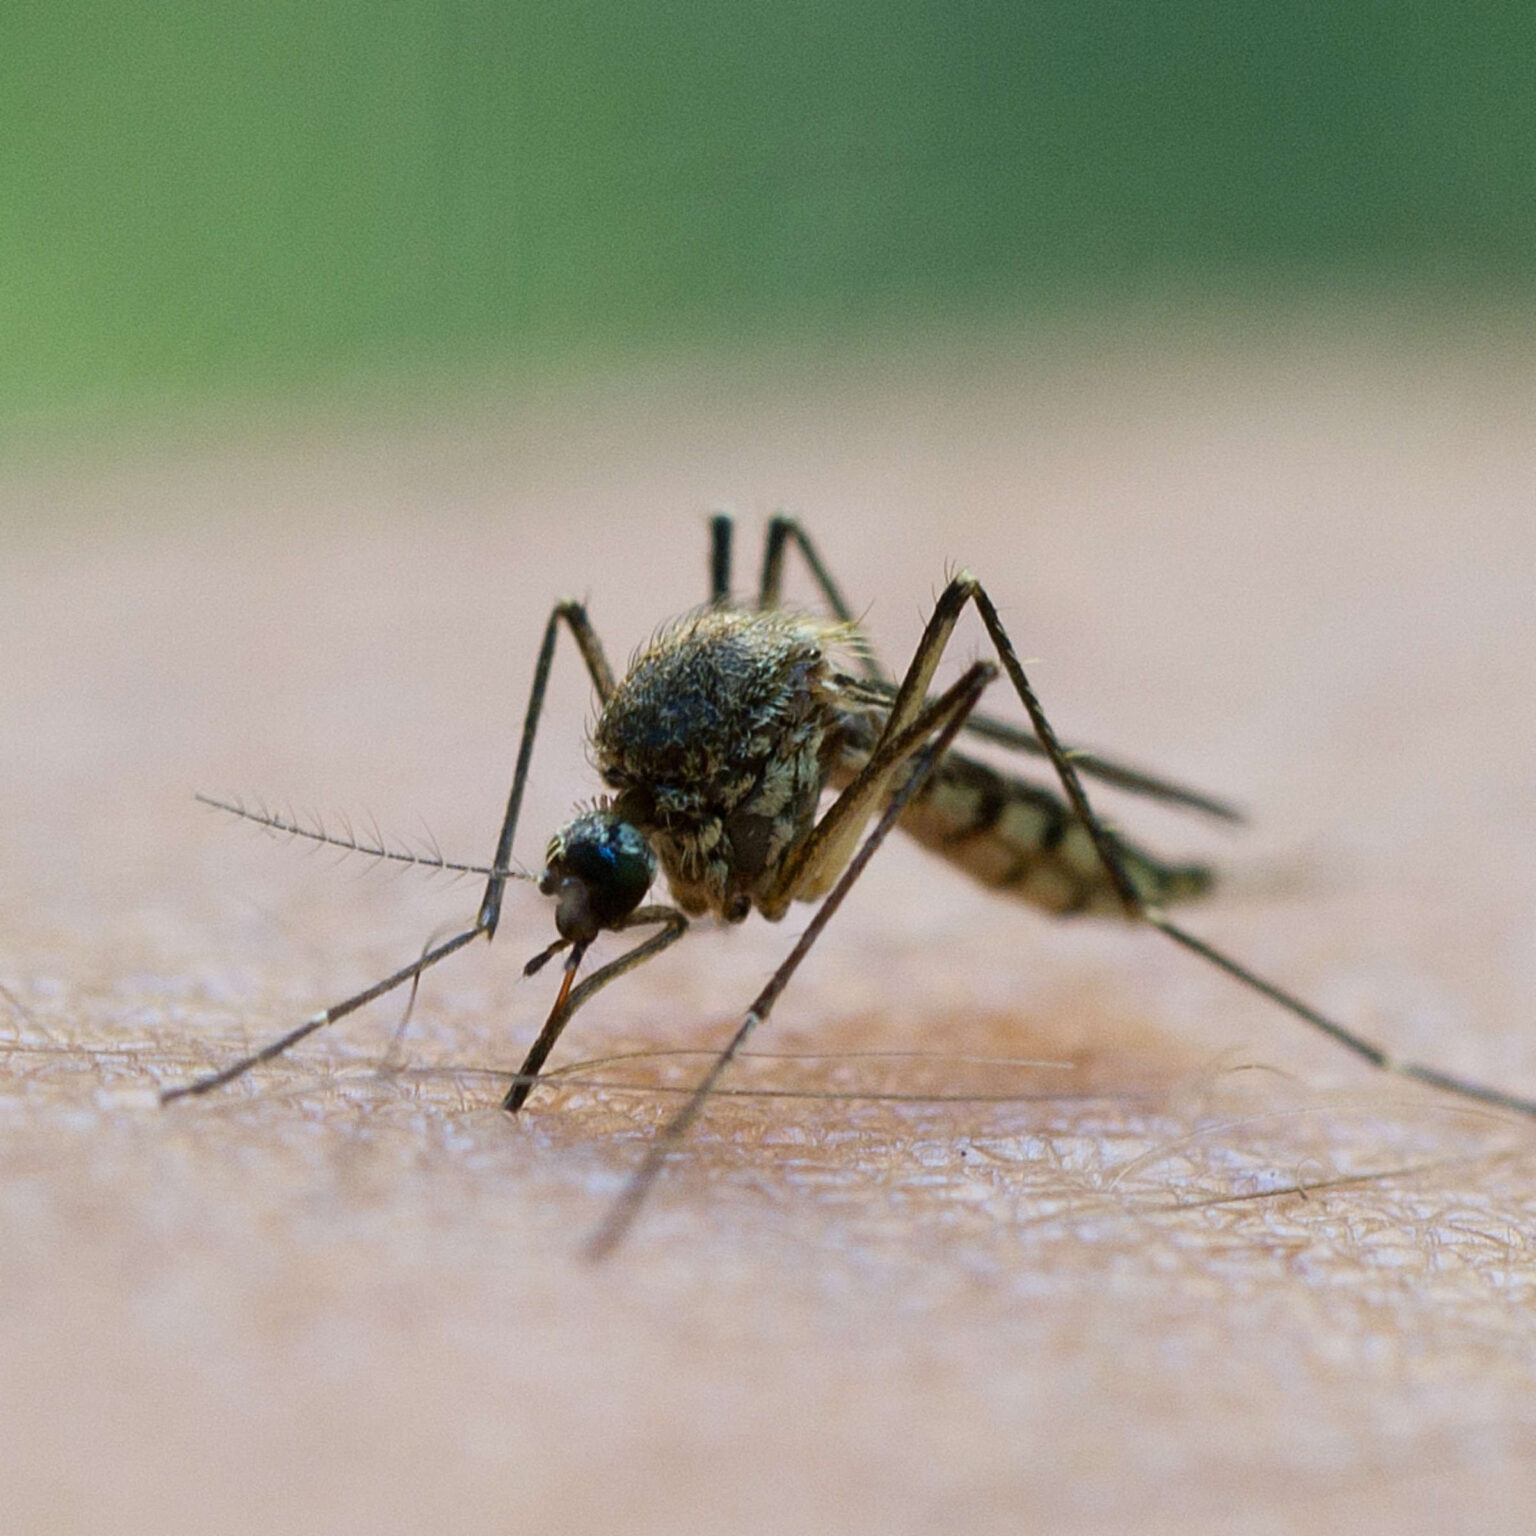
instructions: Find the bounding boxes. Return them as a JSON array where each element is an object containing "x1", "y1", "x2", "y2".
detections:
[{"x1": 937, "y1": 572, "x2": 981, "y2": 612}]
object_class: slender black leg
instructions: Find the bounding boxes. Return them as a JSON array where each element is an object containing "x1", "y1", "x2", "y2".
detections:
[
  {"x1": 162, "y1": 925, "x2": 484, "y2": 1103},
  {"x1": 759, "y1": 514, "x2": 859, "y2": 625},
  {"x1": 478, "y1": 601, "x2": 616, "y2": 939},
  {"x1": 1146, "y1": 914, "x2": 1536, "y2": 1116},
  {"x1": 961, "y1": 581, "x2": 1142, "y2": 918},
  {"x1": 758, "y1": 515, "x2": 883, "y2": 680},
  {"x1": 846, "y1": 687, "x2": 1244, "y2": 825},
  {"x1": 961, "y1": 576, "x2": 1536, "y2": 1120},
  {"x1": 709, "y1": 513, "x2": 733, "y2": 605},
  {"x1": 757, "y1": 516, "x2": 791, "y2": 610}
]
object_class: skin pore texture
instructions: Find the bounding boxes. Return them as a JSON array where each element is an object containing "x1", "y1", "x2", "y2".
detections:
[{"x1": 5, "y1": 319, "x2": 1536, "y2": 1534}]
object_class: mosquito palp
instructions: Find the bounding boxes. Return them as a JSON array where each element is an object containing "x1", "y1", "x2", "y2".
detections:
[{"x1": 167, "y1": 514, "x2": 1536, "y2": 1252}]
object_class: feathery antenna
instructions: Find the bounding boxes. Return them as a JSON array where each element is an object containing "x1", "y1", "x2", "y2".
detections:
[{"x1": 195, "y1": 794, "x2": 529, "y2": 882}]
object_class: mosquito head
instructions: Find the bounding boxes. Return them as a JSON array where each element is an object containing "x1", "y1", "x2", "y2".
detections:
[{"x1": 539, "y1": 809, "x2": 657, "y2": 945}]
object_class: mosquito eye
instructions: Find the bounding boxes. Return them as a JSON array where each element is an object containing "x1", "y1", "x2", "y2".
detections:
[
  {"x1": 542, "y1": 813, "x2": 656, "y2": 942},
  {"x1": 563, "y1": 835, "x2": 653, "y2": 926}
]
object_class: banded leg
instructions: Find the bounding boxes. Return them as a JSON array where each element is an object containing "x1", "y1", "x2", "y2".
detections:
[{"x1": 586, "y1": 658, "x2": 996, "y2": 1260}]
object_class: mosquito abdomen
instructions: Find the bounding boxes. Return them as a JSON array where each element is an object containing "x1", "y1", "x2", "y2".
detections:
[{"x1": 891, "y1": 748, "x2": 1212, "y2": 917}]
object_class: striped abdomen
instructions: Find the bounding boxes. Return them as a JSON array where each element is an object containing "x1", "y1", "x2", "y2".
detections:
[{"x1": 889, "y1": 748, "x2": 1212, "y2": 918}]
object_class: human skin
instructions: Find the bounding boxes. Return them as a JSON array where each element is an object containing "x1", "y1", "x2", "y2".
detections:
[{"x1": 4, "y1": 316, "x2": 1536, "y2": 1534}]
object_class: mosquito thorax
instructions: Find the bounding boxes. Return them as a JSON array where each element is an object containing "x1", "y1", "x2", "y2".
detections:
[{"x1": 540, "y1": 809, "x2": 657, "y2": 944}]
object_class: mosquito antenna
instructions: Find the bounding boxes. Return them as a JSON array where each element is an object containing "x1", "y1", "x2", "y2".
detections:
[{"x1": 196, "y1": 794, "x2": 532, "y2": 882}]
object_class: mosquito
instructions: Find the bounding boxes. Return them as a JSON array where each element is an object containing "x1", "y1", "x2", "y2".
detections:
[{"x1": 165, "y1": 514, "x2": 1536, "y2": 1256}]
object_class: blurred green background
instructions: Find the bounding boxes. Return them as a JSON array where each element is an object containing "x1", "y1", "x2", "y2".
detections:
[{"x1": 6, "y1": 2, "x2": 1534, "y2": 433}]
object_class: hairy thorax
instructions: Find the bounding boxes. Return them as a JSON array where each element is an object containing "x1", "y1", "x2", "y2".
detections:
[{"x1": 593, "y1": 608, "x2": 852, "y2": 921}]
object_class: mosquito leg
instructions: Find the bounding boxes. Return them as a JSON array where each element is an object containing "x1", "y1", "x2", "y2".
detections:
[
  {"x1": 1150, "y1": 913, "x2": 1536, "y2": 1117},
  {"x1": 823, "y1": 572, "x2": 1149, "y2": 920},
  {"x1": 584, "y1": 661, "x2": 993, "y2": 1260},
  {"x1": 965, "y1": 718, "x2": 1245, "y2": 824},
  {"x1": 709, "y1": 513, "x2": 734, "y2": 605},
  {"x1": 478, "y1": 600, "x2": 617, "y2": 940},
  {"x1": 161, "y1": 924, "x2": 483, "y2": 1103},
  {"x1": 961, "y1": 577, "x2": 1536, "y2": 1120},
  {"x1": 759, "y1": 516, "x2": 884, "y2": 680},
  {"x1": 846, "y1": 678, "x2": 1245, "y2": 826},
  {"x1": 761, "y1": 575, "x2": 1002, "y2": 913},
  {"x1": 951, "y1": 582, "x2": 1141, "y2": 917},
  {"x1": 503, "y1": 905, "x2": 689, "y2": 1111},
  {"x1": 760, "y1": 515, "x2": 859, "y2": 623}
]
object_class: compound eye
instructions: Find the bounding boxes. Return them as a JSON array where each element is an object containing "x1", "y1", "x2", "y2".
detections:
[{"x1": 542, "y1": 812, "x2": 656, "y2": 943}]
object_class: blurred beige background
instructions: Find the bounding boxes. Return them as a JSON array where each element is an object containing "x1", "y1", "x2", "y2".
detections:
[{"x1": 5, "y1": 316, "x2": 1536, "y2": 1532}]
